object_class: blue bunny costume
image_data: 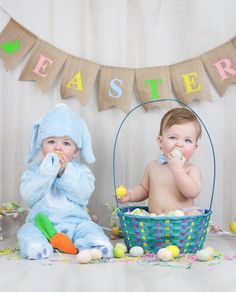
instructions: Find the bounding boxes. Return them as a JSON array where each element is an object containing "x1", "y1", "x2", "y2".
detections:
[{"x1": 17, "y1": 104, "x2": 112, "y2": 259}]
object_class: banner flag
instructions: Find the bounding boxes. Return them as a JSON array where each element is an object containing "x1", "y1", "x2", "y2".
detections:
[
  {"x1": 0, "y1": 19, "x2": 37, "y2": 71},
  {"x1": 202, "y1": 42, "x2": 236, "y2": 96},
  {"x1": 135, "y1": 66, "x2": 175, "y2": 111},
  {"x1": 170, "y1": 57, "x2": 212, "y2": 104},
  {"x1": 61, "y1": 55, "x2": 100, "y2": 105},
  {"x1": 19, "y1": 39, "x2": 67, "y2": 92},
  {"x1": 98, "y1": 66, "x2": 134, "y2": 113}
]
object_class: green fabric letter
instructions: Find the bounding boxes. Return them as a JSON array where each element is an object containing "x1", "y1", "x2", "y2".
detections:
[{"x1": 145, "y1": 79, "x2": 163, "y2": 99}]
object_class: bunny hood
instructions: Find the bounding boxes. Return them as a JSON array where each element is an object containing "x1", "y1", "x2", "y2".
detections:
[{"x1": 26, "y1": 103, "x2": 95, "y2": 164}]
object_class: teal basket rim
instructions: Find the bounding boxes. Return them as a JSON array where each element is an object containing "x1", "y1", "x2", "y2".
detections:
[
  {"x1": 112, "y1": 99, "x2": 216, "y2": 211},
  {"x1": 117, "y1": 205, "x2": 212, "y2": 220}
]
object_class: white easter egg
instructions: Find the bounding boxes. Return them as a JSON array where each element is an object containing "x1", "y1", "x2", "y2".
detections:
[
  {"x1": 172, "y1": 210, "x2": 185, "y2": 217},
  {"x1": 196, "y1": 249, "x2": 210, "y2": 261},
  {"x1": 76, "y1": 249, "x2": 92, "y2": 264},
  {"x1": 158, "y1": 213, "x2": 166, "y2": 217},
  {"x1": 166, "y1": 211, "x2": 175, "y2": 217},
  {"x1": 204, "y1": 247, "x2": 215, "y2": 257},
  {"x1": 149, "y1": 213, "x2": 158, "y2": 217},
  {"x1": 157, "y1": 248, "x2": 173, "y2": 261},
  {"x1": 171, "y1": 148, "x2": 183, "y2": 160},
  {"x1": 130, "y1": 246, "x2": 144, "y2": 257},
  {"x1": 90, "y1": 248, "x2": 103, "y2": 260}
]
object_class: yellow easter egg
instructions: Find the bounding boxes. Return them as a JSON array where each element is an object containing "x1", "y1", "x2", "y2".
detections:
[
  {"x1": 113, "y1": 246, "x2": 125, "y2": 258},
  {"x1": 115, "y1": 242, "x2": 127, "y2": 253},
  {"x1": 112, "y1": 226, "x2": 120, "y2": 235},
  {"x1": 230, "y1": 221, "x2": 236, "y2": 233},
  {"x1": 166, "y1": 245, "x2": 180, "y2": 258},
  {"x1": 116, "y1": 185, "x2": 127, "y2": 198}
]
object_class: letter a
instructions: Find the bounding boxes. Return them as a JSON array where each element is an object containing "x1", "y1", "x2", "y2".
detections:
[{"x1": 66, "y1": 71, "x2": 84, "y2": 91}]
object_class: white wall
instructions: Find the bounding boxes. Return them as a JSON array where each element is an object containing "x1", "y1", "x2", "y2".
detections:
[{"x1": 0, "y1": 0, "x2": 235, "y2": 234}]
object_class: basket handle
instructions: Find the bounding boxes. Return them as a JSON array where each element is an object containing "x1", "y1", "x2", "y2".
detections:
[{"x1": 112, "y1": 99, "x2": 216, "y2": 211}]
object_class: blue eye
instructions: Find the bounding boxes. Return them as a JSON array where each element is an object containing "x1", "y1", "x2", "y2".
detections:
[
  {"x1": 185, "y1": 139, "x2": 192, "y2": 143},
  {"x1": 63, "y1": 141, "x2": 71, "y2": 146},
  {"x1": 47, "y1": 140, "x2": 55, "y2": 144},
  {"x1": 169, "y1": 136, "x2": 176, "y2": 140}
]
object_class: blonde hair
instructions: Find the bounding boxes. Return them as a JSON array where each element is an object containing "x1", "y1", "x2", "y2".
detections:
[{"x1": 159, "y1": 108, "x2": 202, "y2": 141}]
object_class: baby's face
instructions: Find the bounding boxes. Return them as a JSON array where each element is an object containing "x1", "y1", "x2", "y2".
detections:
[
  {"x1": 42, "y1": 136, "x2": 77, "y2": 161},
  {"x1": 158, "y1": 122, "x2": 198, "y2": 160}
]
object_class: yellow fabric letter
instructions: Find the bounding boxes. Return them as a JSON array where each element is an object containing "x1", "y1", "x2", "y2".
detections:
[
  {"x1": 181, "y1": 72, "x2": 202, "y2": 93},
  {"x1": 66, "y1": 71, "x2": 83, "y2": 91}
]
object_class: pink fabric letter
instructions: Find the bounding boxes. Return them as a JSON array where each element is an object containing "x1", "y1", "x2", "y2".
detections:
[
  {"x1": 32, "y1": 54, "x2": 53, "y2": 77},
  {"x1": 213, "y1": 58, "x2": 236, "y2": 81}
]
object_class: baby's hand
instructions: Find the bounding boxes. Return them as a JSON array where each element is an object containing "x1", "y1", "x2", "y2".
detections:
[
  {"x1": 167, "y1": 151, "x2": 186, "y2": 173},
  {"x1": 118, "y1": 192, "x2": 130, "y2": 203},
  {"x1": 115, "y1": 185, "x2": 129, "y2": 203},
  {"x1": 54, "y1": 151, "x2": 68, "y2": 176}
]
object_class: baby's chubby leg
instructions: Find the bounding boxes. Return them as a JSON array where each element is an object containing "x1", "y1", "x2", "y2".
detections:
[
  {"x1": 17, "y1": 223, "x2": 53, "y2": 260},
  {"x1": 73, "y1": 220, "x2": 113, "y2": 257}
]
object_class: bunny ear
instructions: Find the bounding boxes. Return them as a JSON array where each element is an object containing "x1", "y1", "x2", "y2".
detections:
[
  {"x1": 25, "y1": 119, "x2": 42, "y2": 163},
  {"x1": 79, "y1": 119, "x2": 95, "y2": 164}
]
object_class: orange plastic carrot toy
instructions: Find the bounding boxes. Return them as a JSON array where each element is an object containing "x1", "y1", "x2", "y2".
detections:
[{"x1": 34, "y1": 213, "x2": 78, "y2": 254}]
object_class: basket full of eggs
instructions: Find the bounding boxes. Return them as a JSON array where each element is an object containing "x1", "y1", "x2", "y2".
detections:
[{"x1": 113, "y1": 100, "x2": 216, "y2": 254}]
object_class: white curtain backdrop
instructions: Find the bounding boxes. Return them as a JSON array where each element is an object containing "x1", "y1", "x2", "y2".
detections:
[{"x1": 0, "y1": 0, "x2": 235, "y2": 235}]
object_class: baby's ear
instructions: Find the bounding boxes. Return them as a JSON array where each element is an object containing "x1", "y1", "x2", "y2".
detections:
[
  {"x1": 73, "y1": 148, "x2": 79, "y2": 159},
  {"x1": 157, "y1": 135, "x2": 162, "y2": 144}
]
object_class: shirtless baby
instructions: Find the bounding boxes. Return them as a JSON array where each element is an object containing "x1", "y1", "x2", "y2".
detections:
[{"x1": 119, "y1": 107, "x2": 202, "y2": 215}]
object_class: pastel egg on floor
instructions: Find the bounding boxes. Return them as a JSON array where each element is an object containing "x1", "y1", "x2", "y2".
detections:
[
  {"x1": 113, "y1": 246, "x2": 125, "y2": 258},
  {"x1": 130, "y1": 246, "x2": 144, "y2": 257},
  {"x1": 76, "y1": 249, "x2": 92, "y2": 264},
  {"x1": 166, "y1": 245, "x2": 180, "y2": 258},
  {"x1": 157, "y1": 248, "x2": 173, "y2": 261},
  {"x1": 115, "y1": 242, "x2": 127, "y2": 253},
  {"x1": 204, "y1": 246, "x2": 215, "y2": 257},
  {"x1": 196, "y1": 249, "x2": 210, "y2": 261}
]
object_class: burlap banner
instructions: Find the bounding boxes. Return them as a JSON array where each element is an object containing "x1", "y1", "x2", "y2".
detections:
[
  {"x1": 202, "y1": 42, "x2": 236, "y2": 96},
  {"x1": 2, "y1": 17, "x2": 236, "y2": 112},
  {"x1": 98, "y1": 66, "x2": 134, "y2": 113},
  {"x1": 170, "y1": 57, "x2": 212, "y2": 104},
  {"x1": 19, "y1": 39, "x2": 67, "y2": 92},
  {"x1": 61, "y1": 56, "x2": 100, "y2": 105},
  {"x1": 135, "y1": 66, "x2": 175, "y2": 111},
  {"x1": 0, "y1": 18, "x2": 37, "y2": 71}
]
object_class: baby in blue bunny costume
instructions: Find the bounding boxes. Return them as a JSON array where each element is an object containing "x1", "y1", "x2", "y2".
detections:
[{"x1": 17, "y1": 103, "x2": 112, "y2": 259}]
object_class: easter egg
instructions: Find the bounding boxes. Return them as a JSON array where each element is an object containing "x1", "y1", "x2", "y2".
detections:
[
  {"x1": 115, "y1": 243, "x2": 127, "y2": 253},
  {"x1": 172, "y1": 210, "x2": 185, "y2": 217},
  {"x1": 184, "y1": 209, "x2": 202, "y2": 216},
  {"x1": 196, "y1": 249, "x2": 210, "y2": 261},
  {"x1": 112, "y1": 226, "x2": 120, "y2": 236},
  {"x1": 171, "y1": 148, "x2": 183, "y2": 160},
  {"x1": 116, "y1": 185, "x2": 127, "y2": 199},
  {"x1": 130, "y1": 246, "x2": 144, "y2": 257},
  {"x1": 149, "y1": 213, "x2": 158, "y2": 217},
  {"x1": 230, "y1": 221, "x2": 236, "y2": 233},
  {"x1": 90, "y1": 248, "x2": 103, "y2": 260},
  {"x1": 76, "y1": 250, "x2": 92, "y2": 264},
  {"x1": 204, "y1": 247, "x2": 215, "y2": 257},
  {"x1": 166, "y1": 211, "x2": 175, "y2": 217},
  {"x1": 157, "y1": 248, "x2": 173, "y2": 261},
  {"x1": 166, "y1": 245, "x2": 180, "y2": 258},
  {"x1": 113, "y1": 246, "x2": 125, "y2": 258},
  {"x1": 158, "y1": 213, "x2": 166, "y2": 217}
]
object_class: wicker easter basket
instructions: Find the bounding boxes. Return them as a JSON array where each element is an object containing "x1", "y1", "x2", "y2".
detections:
[{"x1": 113, "y1": 99, "x2": 216, "y2": 254}]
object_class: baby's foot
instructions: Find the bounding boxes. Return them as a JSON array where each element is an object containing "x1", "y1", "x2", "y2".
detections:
[{"x1": 25, "y1": 243, "x2": 52, "y2": 260}]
